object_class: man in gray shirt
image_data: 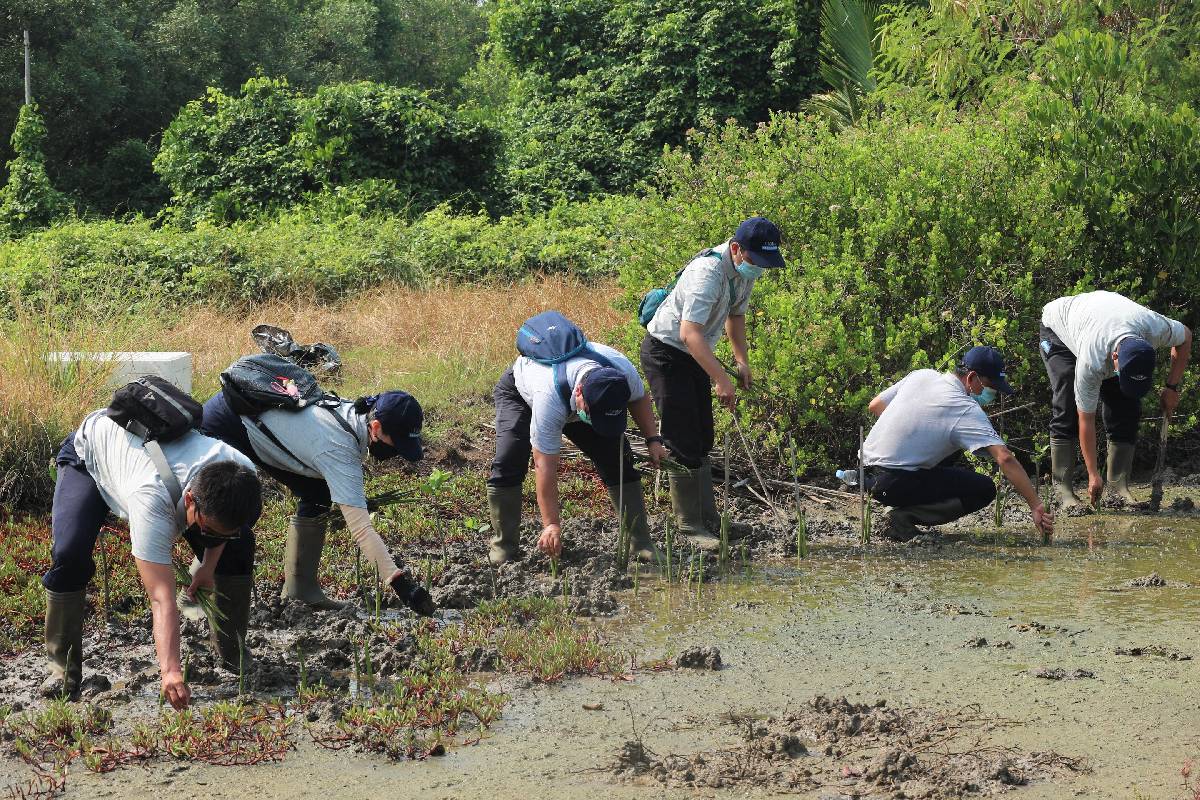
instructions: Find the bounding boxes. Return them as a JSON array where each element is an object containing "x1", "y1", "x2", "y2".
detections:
[
  {"x1": 641, "y1": 216, "x2": 785, "y2": 549},
  {"x1": 864, "y1": 347, "x2": 1054, "y2": 541},
  {"x1": 1040, "y1": 291, "x2": 1191, "y2": 507}
]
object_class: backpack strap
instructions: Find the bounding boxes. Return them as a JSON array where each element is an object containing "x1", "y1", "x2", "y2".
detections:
[
  {"x1": 144, "y1": 439, "x2": 183, "y2": 508},
  {"x1": 249, "y1": 399, "x2": 362, "y2": 469},
  {"x1": 554, "y1": 346, "x2": 617, "y2": 408}
]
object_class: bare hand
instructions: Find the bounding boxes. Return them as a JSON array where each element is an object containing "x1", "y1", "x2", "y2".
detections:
[
  {"x1": 1033, "y1": 506, "x2": 1054, "y2": 539},
  {"x1": 1161, "y1": 387, "x2": 1180, "y2": 417},
  {"x1": 647, "y1": 441, "x2": 669, "y2": 469},
  {"x1": 186, "y1": 569, "x2": 215, "y2": 602},
  {"x1": 1087, "y1": 472, "x2": 1104, "y2": 506},
  {"x1": 735, "y1": 361, "x2": 752, "y2": 391},
  {"x1": 714, "y1": 373, "x2": 737, "y2": 411},
  {"x1": 161, "y1": 669, "x2": 190, "y2": 710},
  {"x1": 537, "y1": 524, "x2": 562, "y2": 558}
]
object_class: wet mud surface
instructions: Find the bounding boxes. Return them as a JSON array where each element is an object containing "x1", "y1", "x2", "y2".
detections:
[{"x1": 2, "y1": 480, "x2": 1200, "y2": 798}]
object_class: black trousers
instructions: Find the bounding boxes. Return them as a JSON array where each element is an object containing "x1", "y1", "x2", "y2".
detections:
[
  {"x1": 487, "y1": 368, "x2": 638, "y2": 488},
  {"x1": 42, "y1": 433, "x2": 257, "y2": 593},
  {"x1": 1039, "y1": 325, "x2": 1141, "y2": 443},
  {"x1": 639, "y1": 334, "x2": 713, "y2": 469},
  {"x1": 202, "y1": 391, "x2": 333, "y2": 517},
  {"x1": 868, "y1": 465, "x2": 996, "y2": 514}
]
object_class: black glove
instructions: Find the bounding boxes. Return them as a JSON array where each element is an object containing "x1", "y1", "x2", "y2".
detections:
[{"x1": 390, "y1": 572, "x2": 436, "y2": 617}]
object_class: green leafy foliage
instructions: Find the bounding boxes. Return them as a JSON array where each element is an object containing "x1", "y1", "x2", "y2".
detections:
[
  {"x1": 0, "y1": 104, "x2": 70, "y2": 238},
  {"x1": 155, "y1": 79, "x2": 499, "y2": 222},
  {"x1": 490, "y1": 0, "x2": 822, "y2": 209},
  {"x1": 807, "y1": 0, "x2": 882, "y2": 128}
]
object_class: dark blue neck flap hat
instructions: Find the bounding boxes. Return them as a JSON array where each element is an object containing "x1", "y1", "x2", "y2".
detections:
[
  {"x1": 580, "y1": 367, "x2": 631, "y2": 438},
  {"x1": 962, "y1": 346, "x2": 1015, "y2": 395},
  {"x1": 733, "y1": 216, "x2": 785, "y2": 269},
  {"x1": 371, "y1": 390, "x2": 424, "y2": 461},
  {"x1": 1116, "y1": 336, "x2": 1155, "y2": 399}
]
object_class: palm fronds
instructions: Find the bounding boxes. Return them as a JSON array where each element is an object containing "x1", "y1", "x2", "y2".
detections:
[{"x1": 807, "y1": 0, "x2": 883, "y2": 129}]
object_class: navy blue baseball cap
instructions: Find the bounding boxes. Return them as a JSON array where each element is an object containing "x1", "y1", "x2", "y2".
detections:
[
  {"x1": 372, "y1": 390, "x2": 424, "y2": 461},
  {"x1": 581, "y1": 367, "x2": 631, "y2": 438},
  {"x1": 733, "y1": 216, "x2": 785, "y2": 269},
  {"x1": 962, "y1": 346, "x2": 1015, "y2": 395},
  {"x1": 1116, "y1": 336, "x2": 1156, "y2": 399}
]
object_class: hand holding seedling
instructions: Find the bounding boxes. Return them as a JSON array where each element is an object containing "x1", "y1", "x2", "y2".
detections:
[
  {"x1": 1087, "y1": 472, "x2": 1104, "y2": 507},
  {"x1": 646, "y1": 439, "x2": 669, "y2": 468},
  {"x1": 1033, "y1": 506, "x2": 1055, "y2": 540},
  {"x1": 714, "y1": 372, "x2": 737, "y2": 411},
  {"x1": 538, "y1": 523, "x2": 563, "y2": 558},
  {"x1": 734, "y1": 360, "x2": 752, "y2": 391},
  {"x1": 161, "y1": 669, "x2": 190, "y2": 710},
  {"x1": 185, "y1": 561, "x2": 217, "y2": 602}
]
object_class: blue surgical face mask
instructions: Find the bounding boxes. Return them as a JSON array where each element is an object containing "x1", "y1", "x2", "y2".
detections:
[
  {"x1": 972, "y1": 386, "x2": 998, "y2": 407},
  {"x1": 736, "y1": 259, "x2": 764, "y2": 280}
]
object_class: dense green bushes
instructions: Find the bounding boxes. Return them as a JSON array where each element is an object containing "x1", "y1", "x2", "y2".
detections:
[
  {"x1": 0, "y1": 194, "x2": 640, "y2": 311},
  {"x1": 155, "y1": 79, "x2": 500, "y2": 222}
]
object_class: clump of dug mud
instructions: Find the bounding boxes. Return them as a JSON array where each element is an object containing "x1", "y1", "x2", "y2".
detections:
[{"x1": 613, "y1": 695, "x2": 1086, "y2": 797}]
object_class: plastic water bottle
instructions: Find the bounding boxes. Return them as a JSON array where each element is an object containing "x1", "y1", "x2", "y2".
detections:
[{"x1": 835, "y1": 469, "x2": 858, "y2": 488}]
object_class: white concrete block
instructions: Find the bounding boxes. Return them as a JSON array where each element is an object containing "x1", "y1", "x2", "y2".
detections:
[{"x1": 47, "y1": 351, "x2": 193, "y2": 393}]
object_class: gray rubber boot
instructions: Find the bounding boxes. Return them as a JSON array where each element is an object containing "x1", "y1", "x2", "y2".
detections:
[
  {"x1": 209, "y1": 574, "x2": 253, "y2": 674},
  {"x1": 1050, "y1": 438, "x2": 1083, "y2": 509},
  {"x1": 606, "y1": 482, "x2": 664, "y2": 564},
  {"x1": 281, "y1": 515, "x2": 344, "y2": 610},
  {"x1": 1106, "y1": 441, "x2": 1137, "y2": 503},
  {"x1": 669, "y1": 469, "x2": 720, "y2": 551},
  {"x1": 882, "y1": 499, "x2": 965, "y2": 542},
  {"x1": 42, "y1": 589, "x2": 85, "y2": 699},
  {"x1": 698, "y1": 463, "x2": 752, "y2": 540},
  {"x1": 487, "y1": 485, "x2": 524, "y2": 566}
]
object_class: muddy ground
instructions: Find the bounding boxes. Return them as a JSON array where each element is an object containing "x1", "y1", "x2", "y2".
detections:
[{"x1": 2, "y1": 434, "x2": 1199, "y2": 799}]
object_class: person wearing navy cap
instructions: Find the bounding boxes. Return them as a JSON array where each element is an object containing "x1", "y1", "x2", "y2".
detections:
[
  {"x1": 200, "y1": 385, "x2": 435, "y2": 639},
  {"x1": 861, "y1": 347, "x2": 1054, "y2": 541},
  {"x1": 641, "y1": 216, "x2": 785, "y2": 550},
  {"x1": 487, "y1": 336, "x2": 669, "y2": 566},
  {"x1": 1040, "y1": 291, "x2": 1191, "y2": 507}
]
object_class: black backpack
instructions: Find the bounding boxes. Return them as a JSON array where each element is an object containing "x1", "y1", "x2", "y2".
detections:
[
  {"x1": 105, "y1": 376, "x2": 203, "y2": 506},
  {"x1": 219, "y1": 353, "x2": 359, "y2": 463}
]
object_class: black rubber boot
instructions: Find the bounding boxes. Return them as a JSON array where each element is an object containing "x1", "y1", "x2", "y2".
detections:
[
  {"x1": 487, "y1": 485, "x2": 524, "y2": 565},
  {"x1": 42, "y1": 589, "x2": 85, "y2": 699},
  {"x1": 1106, "y1": 441, "x2": 1137, "y2": 503},
  {"x1": 281, "y1": 515, "x2": 344, "y2": 610},
  {"x1": 669, "y1": 468, "x2": 720, "y2": 551},
  {"x1": 210, "y1": 574, "x2": 253, "y2": 674},
  {"x1": 881, "y1": 499, "x2": 966, "y2": 542},
  {"x1": 698, "y1": 463, "x2": 752, "y2": 540},
  {"x1": 1050, "y1": 438, "x2": 1083, "y2": 510},
  {"x1": 606, "y1": 482, "x2": 664, "y2": 564}
]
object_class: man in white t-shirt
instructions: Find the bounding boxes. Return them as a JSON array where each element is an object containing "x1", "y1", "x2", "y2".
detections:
[
  {"x1": 863, "y1": 347, "x2": 1054, "y2": 541},
  {"x1": 43, "y1": 412, "x2": 261, "y2": 708},
  {"x1": 486, "y1": 336, "x2": 669, "y2": 565},
  {"x1": 1040, "y1": 291, "x2": 1191, "y2": 507}
]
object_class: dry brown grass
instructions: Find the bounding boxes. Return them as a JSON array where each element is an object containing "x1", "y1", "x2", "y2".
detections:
[{"x1": 0, "y1": 277, "x2": 624, "y2": 509}]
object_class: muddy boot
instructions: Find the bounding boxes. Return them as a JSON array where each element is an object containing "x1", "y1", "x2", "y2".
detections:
[
  {"x1": 669, "y1": 468, "x2": 721, "y2": 551},
  {"x1": 209, "y1": 574, "x2": 253, "y2": 674},
  {"x1": 1050, "y1": 438, "x2": 1083, "y2": 510},
  {"x1": 698, "y1": 463, "x2": 752, "y2": 540},
  {"x1": 1105, "y1": 441, "x2": 1137, "y2": 504},
  {"x1": 607, "y1": 482, "x2": 664, "y2": 564},
  {"x1": 487, "y1": 485, "x2": 524, "y2": 566},
  {"x1": 881, "y1": 499, "x2": 965, "y2": 542},
  {"x1": 42, "y1": 589, "x2": 85, "y2": 699},
  {"x1": 281, "y1": 515, "x2": 344, "y2": 610}
]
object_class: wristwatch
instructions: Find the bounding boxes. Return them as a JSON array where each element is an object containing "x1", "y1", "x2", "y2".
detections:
[
  {"x1": 1166, "y1": 381, "x2": 1181, "y2": 392},
  {"x1": 646, "y1": 435, "x2": 665, "y2": 445}
]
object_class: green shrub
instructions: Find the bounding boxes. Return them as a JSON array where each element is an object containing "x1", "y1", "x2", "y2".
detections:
[
  {"x1": 154, "y1": 78, "x2": 500, "y2": 223},
  {"x1": 619, "y1": 109, "x2": 1197, "y2": 471},
  {"x1": 0, "y1": 104, "x2": 71, "y2": 239}
]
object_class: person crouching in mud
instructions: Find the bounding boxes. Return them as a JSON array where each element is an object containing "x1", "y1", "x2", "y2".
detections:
[
  {"x1": 861, "y1": 346, "x2": 1054, "y2": 542},
  {"x1": 201, "y1": 388, "x2": 435, "y2": 647}
]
